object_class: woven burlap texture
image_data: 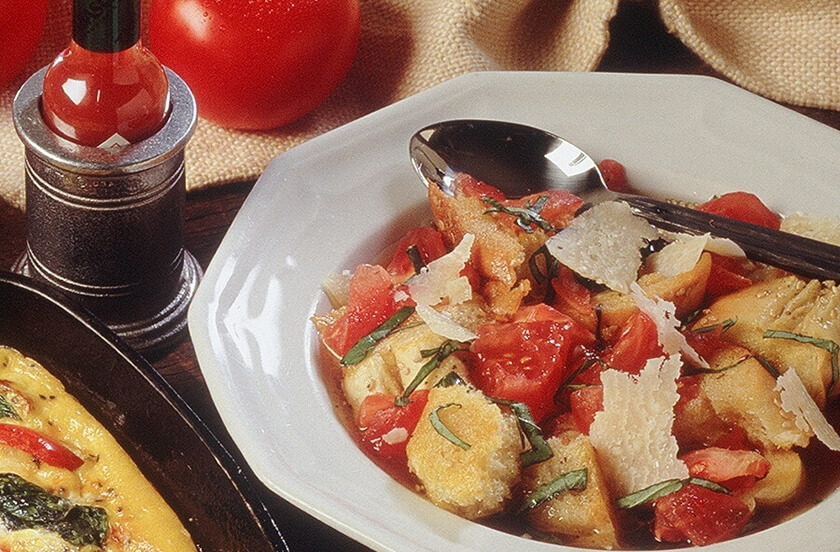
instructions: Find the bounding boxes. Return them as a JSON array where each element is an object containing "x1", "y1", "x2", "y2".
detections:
[{"x1": 0, "y1": 0, "x2": 837, "y2": 210}]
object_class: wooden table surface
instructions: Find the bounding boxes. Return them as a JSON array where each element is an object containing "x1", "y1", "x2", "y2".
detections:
[{"x1": 1, "y1": 2, "x2": 838, "y2": 551}]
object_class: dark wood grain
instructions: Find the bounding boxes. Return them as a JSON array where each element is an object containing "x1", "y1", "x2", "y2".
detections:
[{"x1": 0, "y1": 3, "x2": 837, "y2": 551}]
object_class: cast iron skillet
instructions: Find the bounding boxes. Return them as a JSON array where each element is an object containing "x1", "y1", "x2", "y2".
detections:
[{"x1": 0, "y1": 271, "x2": 288, "y2": 552}]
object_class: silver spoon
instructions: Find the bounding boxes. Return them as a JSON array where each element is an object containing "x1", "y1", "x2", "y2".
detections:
[{"x1": 410, "y1": 119, "x2": 840, "y2": 282}]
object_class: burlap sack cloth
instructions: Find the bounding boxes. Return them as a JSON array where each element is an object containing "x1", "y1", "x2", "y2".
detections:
[{"x1": 0, "y1": 0, "x2": 837, "y2": 211}]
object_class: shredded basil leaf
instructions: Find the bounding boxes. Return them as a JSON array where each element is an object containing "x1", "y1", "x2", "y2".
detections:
[
  {"x1": 763, "y1": 329, "x2": 839, "y2": 392},
  {"x1": 490, "y1": 398, "x2": 553, "y2": 467},
  {"x1": 435, "y1": 371, "x2": 467, "y2": 388},
  {"x1": 0, "y1": 473, "x2": 107, "y2": 547},
  {"x1": 405, "y1": 244, "x2": 426, "y2": 275},
  {"x1": 429, "y1": 403, "x2": 471, "y2": 450},
  {"x1": 519, "y1": 469, "x2": 588, "y2": 513},
  {"x1": 755, "y1": 354, "x2": 781, "y2": 378},
  {"x1": 616, "y1": 476, "x2": 730, "y2": 510},
  {"x1": 482, "y1": 196, "x2": 554, "y2": 233},
  {"x1": 340, "y1": 306, "x2": 415, "y2": 366},
  {"x1": 395, "y1": 339, "x2": 462, "y2": 407},
  {"x1": 692, "y1": 317, "x2": 738, "y2": 334},
  {"x1": 0, "y1": 395, "x2": 18, "y2": 420}
]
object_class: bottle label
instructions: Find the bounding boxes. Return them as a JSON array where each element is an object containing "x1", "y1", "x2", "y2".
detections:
[{"x1": 98, "y1": 133, "x2": 131, "y2": 151}]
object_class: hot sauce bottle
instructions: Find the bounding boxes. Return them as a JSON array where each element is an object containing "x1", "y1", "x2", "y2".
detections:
[{"x1": 41, "y1": 0, "x2": 170, "y2": 150}]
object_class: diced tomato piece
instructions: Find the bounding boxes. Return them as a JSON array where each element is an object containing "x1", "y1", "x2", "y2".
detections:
[
  {"x1": 357, "y1": 390, "x2": 430, "y2": 463},
  {"x1": 386, "y1": 226, "x2": 449, "y2": 284},
  {"x1": 506, "y1": 190, "x2": 584, "y2": 230},
  {"x1": 705, "y1": 253, "x2": 753, "y2": 299},
  {"x1": 569, "y1": 384, "x2": 603, "y2": 434},
  {"x1": 697, "y1": 191, "x2": 781, "y2": 230},
  {"x1": 684, "y1": 322, "x2": 730, "y2": 362},
  {"x1": 0, "y1": 423, "x2": 84, "y2": 470},
  {"x1": 602, "y1": 311, "x2": 663, "y2": 375},
  {"x1": 598, "y1": 159, "x2": 630, "y2": 193},
  {"x1": 453, "y1": 173, "x2": 506, "y2": 201},
  {"x1": 681, "y1": 447, "x2": 771, "y2": 486},
  {"x1": 654, "y1": 483, "x2": 752, "y2": 546},
  {"x1": 470, "y1": 304, "x2": 594, "y2": 422},
  {"x1": 322, "y1": 264, "x2": 407, "y2": 356},
  {"x1": 549, "y1": 266, "x2": 598, "y2": 331}
]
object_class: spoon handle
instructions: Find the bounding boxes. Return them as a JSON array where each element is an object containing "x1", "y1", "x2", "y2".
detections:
[{"x1": 623, "y1": 195, "x2": 840, "y2": 282}]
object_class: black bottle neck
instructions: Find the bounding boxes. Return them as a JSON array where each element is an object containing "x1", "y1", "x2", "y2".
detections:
[{"x1": 73, "y1": 0, "x2": 140, "y2": 53}]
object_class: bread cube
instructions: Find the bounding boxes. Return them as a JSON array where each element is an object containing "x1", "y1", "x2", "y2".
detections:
[
  {"x1": 749, "y1": 447, "x2": 804, "y2": 507},
  {"x1": 594, "y1": 252, "x2": 711, "y2": 342},
  {"x1": 406, "y1": 385, "x2": 522, "y2": 519},
  {"x1": 521, "y1": 431, "x2": 620, "y2": 549},
  {"x1": 700, "y1": 276, "x2": 840, "y2": 405},
  {"x1": 699, "y1": 345, "x2": 810, "y2": 449}
]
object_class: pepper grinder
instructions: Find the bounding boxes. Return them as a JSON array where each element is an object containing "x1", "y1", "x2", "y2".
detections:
[{"x1": 12, "y1": 67, "x2": 201, "y2": 355}]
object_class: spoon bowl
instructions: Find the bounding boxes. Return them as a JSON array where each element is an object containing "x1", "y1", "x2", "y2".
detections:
[{"x1": 410, "y1": 119, "x2": 840, "y2": 282}]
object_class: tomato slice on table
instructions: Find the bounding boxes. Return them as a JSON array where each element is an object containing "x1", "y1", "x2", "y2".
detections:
[
  {"x1": 696, "y1": 191, "x2": 781, "y2": 229},
  {"x1": 322, "y1": 264, "x2": 409, "y2": 357},
  {"x1": 0, "y1": 423, "x2": 84, "y2": 470},
  {"x1": 470, "y1": 304, "x2": 594, "y2": 422}
]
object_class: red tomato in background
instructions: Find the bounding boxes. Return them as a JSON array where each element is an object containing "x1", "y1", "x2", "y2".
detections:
[
  {"x1": 0, "y1": 0, "x2": 47, "y2": 87},
  {"x1": 697, "y1": 191, "x2": 781, "y2": 229},
  {"x1": 148, "y1": 0, "x2": 360, "y2": 129}
]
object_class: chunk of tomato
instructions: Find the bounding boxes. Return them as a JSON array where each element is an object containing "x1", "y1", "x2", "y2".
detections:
[
  {"x1": 386, "y1": 226, "x2": 449, "y2": 284},
  {"x1": 602, "y1": 311, "x2": 663, "y2": 375},
  {"x1": 598, "y1": 159, "x2": 630, "y2": 193},
  {"x1": 568, "y1": 384, "x2": 603, "y2": 434},
  {"x1": 697, "y1": 191, "x2": 781, "y2": 230},
  {"x1": 506, "y1": 190, "x2": 584, "y2": 230},
  {"x1": 357, "y1": 390, "x2": 430, "y2": 463},
  {"x1": 549, "y1": 266, "x2": 598, "y2": 332},
  {"x1": 470, "y1": 304, "x2": 594, "y2": 422},
  {"x1": 654, "y1": 483, "x2": 752, "y2": 546},
  {"x1": 322, "y1": 264, "x2": 407, "y2": 356},
  {"x1": 705, "y1": 253, "x2": 753, "y2": 299},
  {"x1": 681, "y1": 447, "x2": 770, "y2": 489}
]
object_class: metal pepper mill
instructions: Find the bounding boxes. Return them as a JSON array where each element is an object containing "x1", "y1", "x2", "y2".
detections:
[{"x1": 12, "y1": 67, "x2": 201, "y2": 355}]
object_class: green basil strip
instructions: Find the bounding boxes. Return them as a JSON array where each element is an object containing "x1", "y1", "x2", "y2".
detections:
[
  {"x1": 395, "y1": 339, "x2": 462, "y2": 407},
  {"x1": 616, "y1": 477, "x2": 730, "y2": 510},
  {"x1": 435, "y1": 371, "x2": 467, "y2": 388},
  {"x1": 763, "y1": 329, "x2": 840, "y2": 392},
  {"x1": 692, "y1": 317, "x2": 738, "y2": 334},
  {"x1": 406, "y1": 244, "x2": 426, "y2": 274},
  {"x1": 754, "y1": 354, "x2": 781, "y2": 378},
  {"x1": 340, "y1": 306, "x2": 415, "y2": 366},
  {"x1": 430, "y1": 403, "x2": 471, "y2": 450},
  {"x1": 0, "y1": 395, "x2": 18, "y2": 420},
  {"x1": 482, "y1": 196, "x2": 554, "y2": 233},
  {"x1": 519, "y1": 469, "x2": 588, "y2": 513},
  {"x1": 491, "y1": 398, "x2": 553, "y2": 467}
]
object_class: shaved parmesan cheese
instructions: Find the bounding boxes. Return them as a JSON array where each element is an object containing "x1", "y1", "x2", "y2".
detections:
[
  {"x1": 408, "y1": 234, "x2": 474, "y2": 307},
  {"x1": 415, "y1": 304, "x2": 478, "y2": 342},
  {"x1": 382, "y1": 426, "x2": 409, "y2": 445},
  {"x1": 647, "y1": 234, "x2": 707, "y2": 277},
  {"x1": 630, "y1": 282, "x2": 708, "y2": 369},
  {"x1": 589, "y1": 356, "x2": 688, "y2": 496},
  {"x1": 776, "y1": 368, "x2": 840, "y2": 451},
  {"x1": 545, "y1": 202, "x2": 658, "y2": 293},
  {"x1": 649, "y1": 233, "x2": 745, "y2": 278}
]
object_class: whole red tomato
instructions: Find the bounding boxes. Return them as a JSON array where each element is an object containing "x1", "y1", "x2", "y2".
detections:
[
  {"x1": 0, "y1": 0, "x2": 47, "y2": 87},
  {"x1": 148, "y1": 0, "x2": 360, "y2": 129}
]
